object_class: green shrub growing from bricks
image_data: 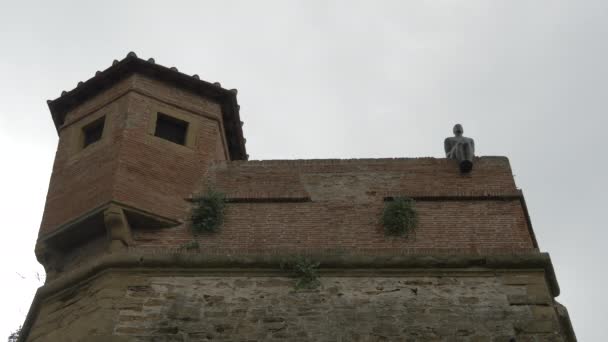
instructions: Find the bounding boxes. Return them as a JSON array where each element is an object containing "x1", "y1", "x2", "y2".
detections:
[
  {"x1": 281, "y1": 256, "x2": 321, "y2": 289},
  {"x1": 181, "y1": 240, "x2": 200, "y2": 250},
  {"x1": 190, "y1": 189, "x2": 226, "y2": 234},
  {"x1": 382, "y1": 197, "x2": 418, "y2": 236}
]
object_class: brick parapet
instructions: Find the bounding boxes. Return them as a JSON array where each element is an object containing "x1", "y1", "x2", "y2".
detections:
[
  {"x1": 205, "y1": 156, "x2": 517, "y2": 198},
  {"x1": 141, "y1": 155, "x2": 534, "y2": 255}
]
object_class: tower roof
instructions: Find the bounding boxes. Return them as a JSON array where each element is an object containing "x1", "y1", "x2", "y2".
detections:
[{"x1": 47, "y1": 52, "x2": 247, "y2": 160}]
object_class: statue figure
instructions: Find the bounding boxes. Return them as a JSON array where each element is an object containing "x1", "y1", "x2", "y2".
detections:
[{"x1": 444, "y1": 124, "x2": 475, "y2": 173}]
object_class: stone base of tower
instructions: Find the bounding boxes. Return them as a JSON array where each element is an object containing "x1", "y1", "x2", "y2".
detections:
[{"x1": 21, "y1": 252, "x2": 575, "y2": 342}]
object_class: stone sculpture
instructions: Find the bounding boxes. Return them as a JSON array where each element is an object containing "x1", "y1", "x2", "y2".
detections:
[{"x1": 444, "y1": 124, "x2": 475, "y2": 173}]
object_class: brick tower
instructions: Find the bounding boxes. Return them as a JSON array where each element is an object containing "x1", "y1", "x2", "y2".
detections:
[
  {"x1": 34, "y1": 52, "x2": 246, "y2": 278},
  {"x1": 21, "y1": 53, "x2": 576, "y2": 341}
]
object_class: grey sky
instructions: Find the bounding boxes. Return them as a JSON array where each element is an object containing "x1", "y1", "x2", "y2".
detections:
[{"x1": 1, "y1": 1, "x2": 606, "y2": 340}]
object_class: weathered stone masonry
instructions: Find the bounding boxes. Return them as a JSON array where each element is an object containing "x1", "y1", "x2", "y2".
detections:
[
  {"x1": 23, "y1": 253, "x2": 573, "y2": 341},
  {"x1": 21, "y1": 53, "x2": 576, "y2": 341}
]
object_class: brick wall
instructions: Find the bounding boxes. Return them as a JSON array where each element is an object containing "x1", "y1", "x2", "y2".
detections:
[
  {"x1": 112, "y1": 89, "x2": 226, "y2": 224},
  {"x1": 38, "y1": 82, "x2": 131, "y2": 234},
  {"x1": 132, "y1": 157, "x2": 535, "y2": 254}
]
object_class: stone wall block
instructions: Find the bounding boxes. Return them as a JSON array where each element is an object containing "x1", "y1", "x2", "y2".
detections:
[{"x1": 513, "y1": 319, "x2": 559, "y2": 334}]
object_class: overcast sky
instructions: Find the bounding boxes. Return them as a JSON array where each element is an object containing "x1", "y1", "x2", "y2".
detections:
[{"x1": 0, "y1": 1, "x2": 606, "y2": 340}]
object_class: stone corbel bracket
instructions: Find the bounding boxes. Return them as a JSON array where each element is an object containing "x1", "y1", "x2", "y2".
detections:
[
  {"x1": 35, "y1": 201, "x2": 180, "y2": 275},
  {"x1": 103, "y1": 204, "x2": 132, "y2": 252}
]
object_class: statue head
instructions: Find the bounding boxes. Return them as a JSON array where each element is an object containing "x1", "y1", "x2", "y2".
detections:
[{"x1": 453, "y1": 124, "x2": 463, "y2": 137}]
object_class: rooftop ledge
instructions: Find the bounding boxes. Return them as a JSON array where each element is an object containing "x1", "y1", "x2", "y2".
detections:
[
  {"x1": 40, "y1": 250, "x2": 558, "y2": 297},
  {"x1": 213, "y1": 155, "x2": 510, "y2": 166}
]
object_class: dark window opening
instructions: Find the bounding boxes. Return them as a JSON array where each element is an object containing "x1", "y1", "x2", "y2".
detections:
[
  {"x1": 83, "y1": 116, "x2": 105, "y2": 148},
  {"x1": 154, "y1": 113, "x2": 188, "y2": 145}
]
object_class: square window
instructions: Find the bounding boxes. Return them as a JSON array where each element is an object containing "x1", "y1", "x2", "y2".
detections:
[
  {"x1": 83, "y1": 116, "x2": 105, "y2": 148},
  {"x1": 154, "y1": 113, "x2": 188, "y2": 145}
]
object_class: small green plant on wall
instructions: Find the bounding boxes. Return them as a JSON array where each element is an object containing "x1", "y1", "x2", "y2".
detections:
[
  {"x1": 281, "y1": 256, "x2": 321, "y2": 290},
  {"x1": 180, "y1": 240, "x2": 200, "y2": 250},
  {"x1": 190, "y1": 188, "x2": 226, "y2": 234},
  {"x1": 382, "y1": 197, "x2": 419, "y2": 236}
]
